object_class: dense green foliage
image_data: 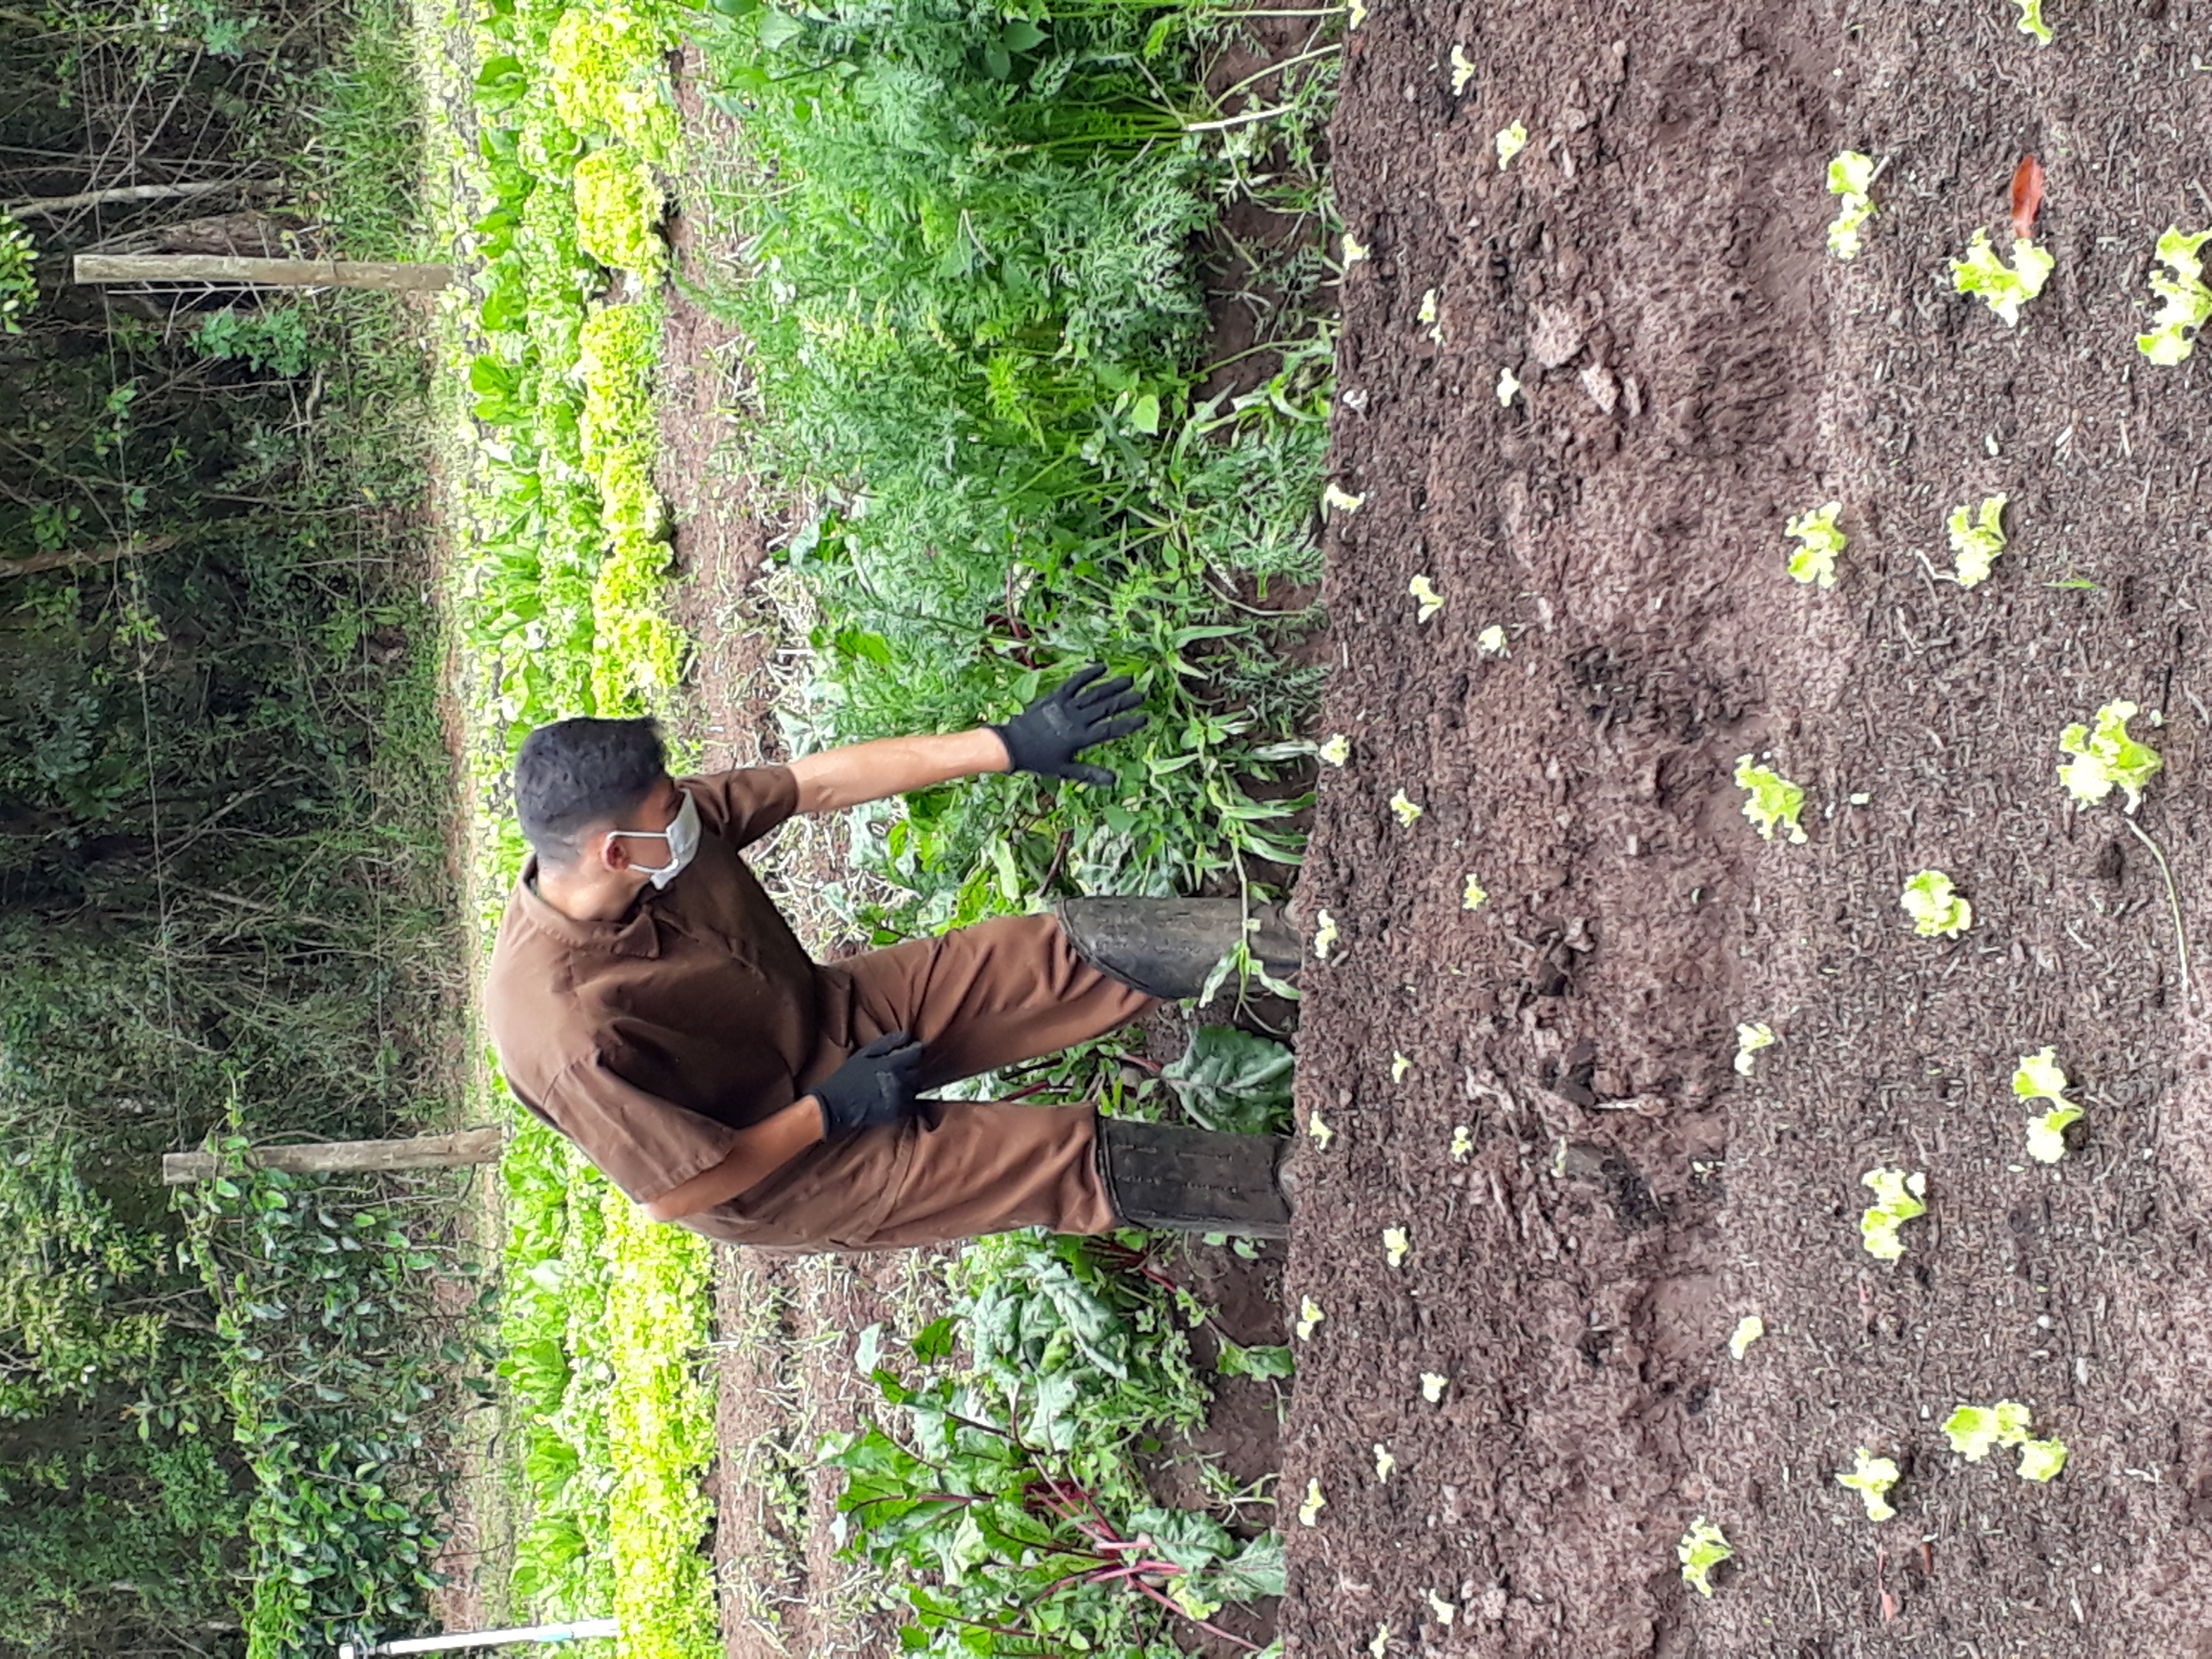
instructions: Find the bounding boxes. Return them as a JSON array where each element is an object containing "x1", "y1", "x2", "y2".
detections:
[
  {"x1": 694, "y1": 0, "x2": 1340, "y2": 936},
  {"x1": 1, "y1": 0, "x2": 476, "y2": 1650}
]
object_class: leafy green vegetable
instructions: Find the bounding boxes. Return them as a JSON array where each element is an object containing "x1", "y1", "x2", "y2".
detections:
[
  {"x1": 1901, "y1": 870, "x2": 1972, "y2": 938},
  {"x1": 2138, "y1": 227, "x2": 2212, "y2": 365},
  {"x1": 1476, "y1": 623, "x2": 1508, "y2": 653},
  {"x1": 1306, "y1": 1107, "x2": 1336, "y2": 1151},
  {"x1": 1297, "y1": 1477, "x2": 1325, "y2": 1526},
  {"x1": 1389, "y1": 789, "x2": 1424, "y2": 826},
  {"x1": 1426, "y1": 1588, "x2": 1457, "y2": 1625},
  {"x1": 2059, "y1": 700, "x2": 2163, "y2": 811},
  {"x1": 1312, "y1": 910, "x2": 1340, "y2": 960},
  {"x1": 1734, "y1": 1021, "x2": 1777, "y2": 1076},
  {"x1": 1391, "y1": 1051, "x2": 1413, "y2": 1083},
  {"x1": 2014, "y1": 0, "x2": 2051, "y2": 43},
  {"x1": 1449, "y1": 1124, "x2": 1473, "y2": 1162},
  {"x1": 1372, "y1": 1442, "x2": 1396, "y2": 1481},
  {"x1": 1449, "y1": 44, "x2": 1476, "y2": 94},
  {"x1": 1677, "y1": 1518, "x2": 1732, "y2": 1597},
  {"x1": 1942, "y1": 1399, "x2": 2032, "y2": 1461},
  {"x1": 1785, "y1": 500, "x2": 1846, "y2": 588},
  {"x1": 1494, "y1": 367, "x2": 1521, "y2": 405},
  {"x1": 1495, "y1": 121, "x2": 1528, "y2": 168},
  {"x1": 1341, "y1": 233, "x2": 1370, "y2": 265},
  {"x1": 1733, "y1": 757, "x2": 1809, "y2": 843},
  {"x1": 1462, "y1": 873, "x2": 1489, "y2": 909},
  {"x1": 1161, "y1": 1026, "x2": 1294, "y2": 1134},
  {"x1": 572, "y1": 145, "x2": 665, "y2": 274},
  {"x1": 1951, "y1": 229, "x2": 2056, "y2": 325},
  {"x1": 1318, "y1": 733, "x2": 1351, "y2": 766},
  {"x1": 1728, "y1": 1315, "x2": 1764, "y2": 1360},
  {"x1": 2017, "y1": 1437, "x2": 2068, "y2": 1482},
  {"x1": 1837, "y1": 1448, "x2": 1901, "y2": 1522},
  {"x1": 1324, "y1": 482, "x2": 1366, "y2": 514},
  {"x1": 2015, "y1": 1047, "x2": 2083, "y2": 1163},
  {"x1": 1947, "y1": 494, "x2": 2009, "y2": 588},
  {"x1": 1409, "y1": 574, "x2": 1445, "y2": 622},
  {"x1": 1382, "y1": 1225, "x2": 1411, "y2": 1267},
  {"x1": 1859, "y1": 1167, "x2": 1928, "y2": 1261},
  {"x1": 1295, "y1": 1296, "x2": 1324, "y2": 1340},
  {"x1": 1826, "y1": 152, "x2": 1877, "y2": 259},
  {"x1": 1419, "y1": 1371, "x2": 1448, "y2": 1402}
]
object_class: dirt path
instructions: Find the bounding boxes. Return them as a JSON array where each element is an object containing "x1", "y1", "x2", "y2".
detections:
[{"x1": 1287, "y1": 2, "x2": 2212, "y2": 1653}]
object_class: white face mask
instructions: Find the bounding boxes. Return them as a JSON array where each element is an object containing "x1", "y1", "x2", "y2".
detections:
[{"x1": 606, "y1": 789, "x2": 700, "y2": 890}]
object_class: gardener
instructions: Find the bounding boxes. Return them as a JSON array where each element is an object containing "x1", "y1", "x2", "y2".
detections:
[{"x1": 484, "y1": 664, "x2": 1299, "y2": 1254}]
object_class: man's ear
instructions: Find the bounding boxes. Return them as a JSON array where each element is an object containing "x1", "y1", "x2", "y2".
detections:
[{"x1": 595, "y1": 828, "x2": 638, "y2": 873}]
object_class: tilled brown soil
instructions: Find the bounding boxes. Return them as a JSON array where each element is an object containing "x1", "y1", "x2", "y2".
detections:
[{"x1": 1285, "y1": 1, "x2": 2212, "y2": 1654}]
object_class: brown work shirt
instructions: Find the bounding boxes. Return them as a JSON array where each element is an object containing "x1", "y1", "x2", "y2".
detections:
[{"x1": 484, "y1": 765, "x2": 859, "y2": 1205}]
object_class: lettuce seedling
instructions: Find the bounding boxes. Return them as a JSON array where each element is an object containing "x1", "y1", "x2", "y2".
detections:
[
  {"x1": 1677, "y1": 1519, "x2": 1732, "y2": 1597},
  {"x1": 1324, "y1": 482, "x2": 1366, "y2": 514},
  {"x1": 1389, "y1": 790, "x2": 1424, "y2": 827},
  {"x1": 1947, "y1": 494, "x2": 2009, "y2": 587},
  {"x1": 1367, "y1": 1623, "x2": 1389, "y2": 1659},
  {"x1": 1734, "y1": 1022, "x2": 1777, "y2": 1077},
  {"x1": 1306, "y1": 1107, "x2": 1336, "y2": 1150},
  {"x1": 1496, "y1": 121, "x2": 1528, "y2": 168},
  {"x1": 2017, "y1": 1438, "x2": 2068, "y2": 1482},
  {"x1": 1383, "y1": 1225, "x2": 1411, "y2": 1267},
  {"x1": 1859, "y1": 1167, "x2": 1928, "y2": 1261},
  {"x1": 1449, "y1": 1125, "x2": 1473, "y2": 1162},
  {"x1": 1373, "y1": 1443, "x2": 1397, "y2": 1481},
  {"x1": 1295, "y1": 1296, "x2": 1324, "y2": 1339},
  {"x1": 2138, "y1": 227, "x2": 2212, "y2": 365},
  {"x1": 1449, "y1": 45, "x2": 1475, "y2": 95},
  {"x1": 2014, "y1": 1047, "x2": 2083, "y2": 1163},
  {"x1": 1297, "y1": 1477, "x2": 1326, "y2": 1526},
  {"x1": 2015, "y1": 0, "x2": 2051, "y2": 43},
  {"x1": 1728, "y1": 1315, "x2": 1765, "y2": 1360},
  {"x1": 1420, "y1": 1371, "x2": 1448, "y2": 1402},
  {"x1": 1462, "y1": 874, "x2": 1488, "y2": 910},
  {"x1": 1494, "y1": 367, "x2": 1521, "y2": 405},
  {"x1": 1901, "y1": 870, "x2": 1972, "y2": 938},
  {"x1": 1826, "y1": 152, "x2": 1877, "y2": 259},
  {"x1": 1391, "y1": 1051, "x2": 1413, "y2": 1083},
  {"x1": 1340, "y1": 231, "x2": 1369, "y2": 265},
  {"x1": 1837, "y1": 1449, "x2": 1901, "y2": 1522},
  {"x1": 1785, "y1": 501, "x2": 1846, "y2": 588},
  {"x1": 2058, "y1": 700, "x2": 2163, "y2": 811},
  {"x1": 1312, "y1": 910, "x2": 1340, "y2": 960},
  {"x1": 1477, "y1": 623, "x2": 1509, "y2": 654},
  {"x1": 1952, "y1": 228, "x2": 2055, "y2": 325},
  {"x1": 1733, "y1": 758, "x2": 1809, "y2": 843},
  {"x1": 1409, "y1": 574, "x2": 1445, "y2": 621},
  {"x1": 1426, "y1": 1588, "x2": 1456, "y2": 1625},
  {"x1": 1318, "y1": 733, "x2": 1351, "y2": 766},
  {"x1": 1942, "y1": 1399, "x2": 2032, "y2": 1461}
]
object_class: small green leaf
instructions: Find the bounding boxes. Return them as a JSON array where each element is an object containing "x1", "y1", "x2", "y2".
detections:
[
  {"x1": 1677, "y1": 1518, "x2": 1732, "y2": 1596},
  {"x1": 1785, "y1": 500, "x2": 1846, "y2": 588},
  {"x1": 1733, "y1": 758, "x2": 1808, "y2": 843},
  {"x1": 1859, "y1": 1167, "x2": 1928, "y2": 1262},
  {"x1": 1901, "y1": 869, "x2": 1972, "y2": 938},
  {"x1": 1837, "y1": 1448, "x2": 1901, "y2": 1522},
  {"x1": 2058, "y1": 700, "x2": 2163, "y2": 811}
]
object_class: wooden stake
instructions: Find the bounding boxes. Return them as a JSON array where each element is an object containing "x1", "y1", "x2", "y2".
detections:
[
  {"x1": 74, "y1": 253, "x2": 451, "y2": 291},
  {"x1": 162, "y1": 1127, "x2": 505, "y2": 1185}
]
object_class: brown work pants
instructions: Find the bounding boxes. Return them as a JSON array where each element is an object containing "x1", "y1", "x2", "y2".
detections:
[{"x1": 679, "y1": 912, "x2": 1155, "y2": 1253}]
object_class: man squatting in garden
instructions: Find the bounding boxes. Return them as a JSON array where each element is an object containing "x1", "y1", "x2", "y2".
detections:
[{"x1": 484, "y1": 665, "x2": 1301, "y2": 1253}]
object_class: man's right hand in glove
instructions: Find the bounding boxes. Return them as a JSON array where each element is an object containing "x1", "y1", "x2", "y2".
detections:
[
  {"x1": 812, "y1": 1030, "x2": 937, "y2": 1139},
  {"x1": 988, "y1": 663, "x2": 1147, "y2": 788}
]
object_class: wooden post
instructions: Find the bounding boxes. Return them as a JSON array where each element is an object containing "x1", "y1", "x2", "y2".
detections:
[
  {"x1": 74, "y1": 253, "x2": 451, "y2": 291},
  {"x1": 162, "y1": 1126, "x2": 505, "y2": 1185}
]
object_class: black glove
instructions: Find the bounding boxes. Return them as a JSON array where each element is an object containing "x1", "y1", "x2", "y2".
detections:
[
  {"x1": 989, "y1": 663, "x2": 1147, "y2": 788},
  {"x1": 813, "y1": 1031, "x2": 931, "y2": 1139}
]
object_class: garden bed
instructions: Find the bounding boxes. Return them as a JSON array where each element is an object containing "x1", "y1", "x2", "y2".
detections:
[{"x1": 1282, "y1": 0, "x2": 2212, "y2": 1652}]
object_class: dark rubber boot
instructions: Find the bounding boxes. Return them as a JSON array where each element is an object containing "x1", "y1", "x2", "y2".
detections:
[
  {"x1": 1056, "y1": 896, "x2": 1301, "y2": 1000},
  {"x1": 1094, "y1": 1116, "x2": 1293, "y2": 1238}
]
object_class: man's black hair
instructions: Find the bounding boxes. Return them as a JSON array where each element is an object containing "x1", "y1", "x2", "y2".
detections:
[{"x1": 514, "y1": 716, "x2": 667, "y2": 865}]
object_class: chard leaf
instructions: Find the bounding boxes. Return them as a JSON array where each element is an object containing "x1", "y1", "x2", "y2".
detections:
[
  {"x1": 1947, "y1": 494, "x2": 2009, "y2": 588},
  {"x1": 1162, "y1": 1026, "x2": 1295, "y2": 1134},
  {"x1": 1901, "y1": 869, "x2": 1972, "y2": 938},
  {"x1": 2058, "y1": 700, "x2": 2163, "y2": 811},
  {"x1": 1951, "y1": 228, "x2": 2054, "y2": 325}
]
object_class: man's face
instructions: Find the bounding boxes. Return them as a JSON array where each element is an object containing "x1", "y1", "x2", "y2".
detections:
[{"x1": 598, "y1": 774, "x2": 682, "y2": 873}]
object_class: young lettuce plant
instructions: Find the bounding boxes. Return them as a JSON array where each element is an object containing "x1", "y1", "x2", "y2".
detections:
[
  {"x1": 1947, "y1": 494, "x2": 2009, "y2": 587},
  {"x1": 1785, "y1": 501, "x2": 1845, "y2": 588},
  {"x1": 2058, "y1": 701, "x2": 2163, "y2": 812},
  {"x1": 1901, "y1": 870, "x2": 1972, "y2": 938},
  {"x1": 1836, "y1": 1449, "x2": 1901, "y2": 1522},
  {"x1": 2014, "y1": 0, "x2": 2051, "y2": 43},
  {"x1": 1408, "y1": 574, "x2": 1445, "y2": 622},
  {"x1": 2014, "y1": 1047, "x2": 2082, "y2": 1163},
  {"x1": 1495, "y1": 121, "x2": 1528, "y2": 168},
  {"x1": 1952, "y1": 229, "x2": 2055, "y2": 325},
  {"x1": 1733, "y1": 758, "x2": 1808, "y2": 843},
  {"x1": 1859, "y1": 1167, "x2": 1927, "y2": 1262},
  {"x1": 1677, "y1": 1519, "x2": 1732, "y2": 1597},
  {"x1": 1733, "y1": 1022, "x2": 1776, "y2": 1076},
  {"x1": 1825, "y1": 153, "x2": 1877, "y2": 259},
  {"x1": 1727, "y1": 1315, "x2": 1764, "y2": 1360},
  {"x1": 2138, "y1": 227, "x2": 2212, "y2": 364},
  {"x1": 1944, "y1": 1400, "x2": 2068, "y2": 1482}
]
